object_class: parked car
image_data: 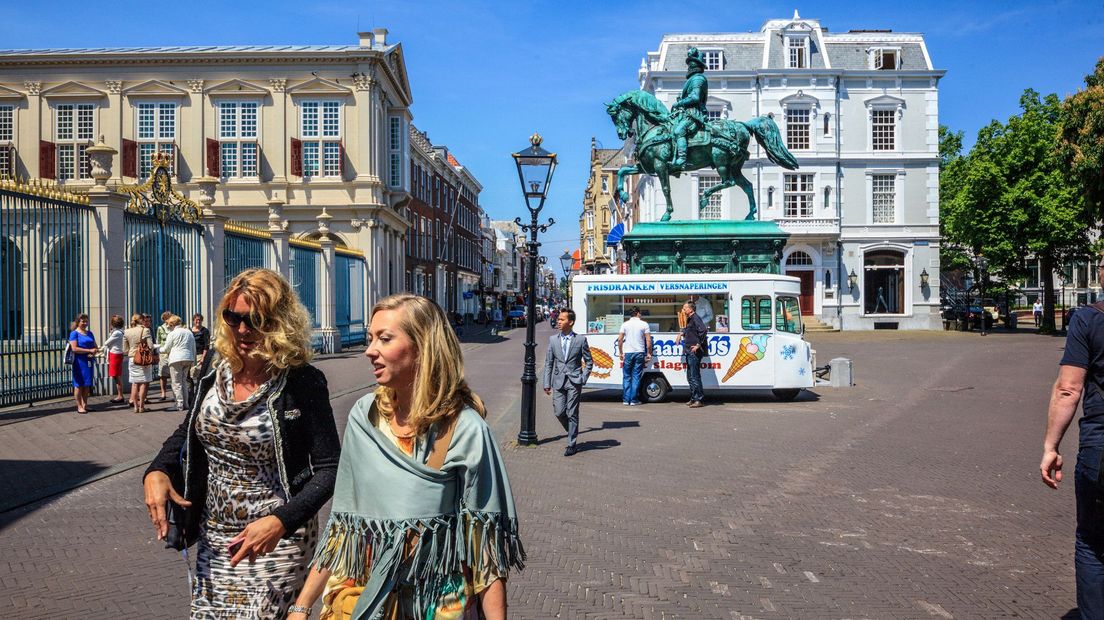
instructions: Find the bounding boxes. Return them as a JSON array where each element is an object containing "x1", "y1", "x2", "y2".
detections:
[{"x1": 507, "y1": 305, "x2": 527, "y2": 327}]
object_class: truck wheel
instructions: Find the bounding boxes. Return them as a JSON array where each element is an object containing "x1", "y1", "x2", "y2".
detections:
[
  {"x1": 642, "y1": 375, "x2": 670, "y2": 403},
  {"x1": 772, "y1": 388, "x2": 801, "y2": 401}
]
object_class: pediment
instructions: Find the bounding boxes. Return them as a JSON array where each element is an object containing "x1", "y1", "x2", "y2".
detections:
[
  {"x1": 286, "y1": 77, "x2": 351, "y2": 97},
  {"x1": 41, "y1": 81, "x2": 106, "y2": 99},
  {"x1": 123, "y1": 79, "x2": 189, "y2": 98},
  {"x1": 206, "y1": 79, "x2": 270, "y2": 96},
  {"x1": 0, "y1": 84, "x2": 25, "y2": 100},
  {"x1": 864, "y1": 94, "x2": 906, "y2": 108},
  {"x1": 385, "y1": 47, "x2": 413, "y2": 106},
  {"x1": 779, "y1": 90, "x2": 820, "y2": 107}
]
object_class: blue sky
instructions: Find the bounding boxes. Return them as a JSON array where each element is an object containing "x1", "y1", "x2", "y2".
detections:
[{"x1": 3, "y1": 0, "x2": 1101, "y2": 271}]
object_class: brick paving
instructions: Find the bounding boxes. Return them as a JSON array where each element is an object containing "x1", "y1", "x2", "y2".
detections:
[{"x1": 0, "y1": 324, "x2": 1082, "y2": 618}]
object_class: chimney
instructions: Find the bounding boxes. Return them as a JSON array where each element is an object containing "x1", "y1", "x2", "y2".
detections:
[
  {"x1": 373, "y1": 28, "x2": 389, "y2": 47},
  {"x1": 358, "y1": 32, "x2": 374, "y2": 47}
]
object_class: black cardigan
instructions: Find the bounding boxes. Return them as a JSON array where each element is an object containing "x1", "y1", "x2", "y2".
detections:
[{"x1": 145, "y1": 363, "x2": 341, "y2": 536}]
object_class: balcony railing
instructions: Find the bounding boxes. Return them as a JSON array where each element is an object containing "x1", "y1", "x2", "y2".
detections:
[{"x1": 774, "y1": 217, "x2": 840, "y2": 235}]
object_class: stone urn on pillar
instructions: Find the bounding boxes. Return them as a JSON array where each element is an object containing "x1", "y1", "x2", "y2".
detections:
[{"x1": 85, "y1": 136, "x2": 117, "y2": 189}]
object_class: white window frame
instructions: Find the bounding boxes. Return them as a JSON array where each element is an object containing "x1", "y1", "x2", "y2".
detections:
[
  {"x1": 865, "y1": 169, "x2": 905, "y2": 225},
  {"x1": 785, "y1": 107, "x2": 811, "y2": 151},
  {"x1": 870, "y1": 47, "x2": 902, "y2": 70},
  {"x1": 299, "y1": 100, "x2": 342, "y2": 179},
  {"x1": 864, "y1": 97, "x2": 904, "y2": 153},
  {"x1": 701, "y1": 48, "x2": 724, "y2": 71},
  {"x1": 55, "y1": 102, "x2": 96, "y2": 182},
  {"x1": 822, "y1": 112, "x2": 832, "y2": 138},
  {"x1": 785, "y1": 36, "x2": 809, "y2": 69},
  {"x1": 859, "y1": 244, "x2": 913, "y2": 317},
  {"x1": 135, "y1": 101, "x2": 177, "y2": 178},
  {"x1": 783, "y1": 173, "x2": 815, "y2": 218},
  {"x1": 389, "y1": 116, "x2": 404, "y2": 188},
  {"x1": 697, "y1": 174, "x2": 724, "y2": 220},
  {"x1": 871, "y1": 108, "x2": 896, "y2": 152},
  {"x1": 0, "y1": 104, "x2": 14, "y2": 178},
  {"x1": 218, "y1": 100, "x2": 260, "y2": 179}
]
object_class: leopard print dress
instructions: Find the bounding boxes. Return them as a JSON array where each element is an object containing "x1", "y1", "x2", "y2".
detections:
[{"x1": 190, "y1": 363, "x2": 319, "y2": 619}]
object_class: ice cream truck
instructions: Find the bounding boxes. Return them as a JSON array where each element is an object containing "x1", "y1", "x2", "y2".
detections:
[{"x1": 571, "y1": 273, "x2": 814, "y2": 402}]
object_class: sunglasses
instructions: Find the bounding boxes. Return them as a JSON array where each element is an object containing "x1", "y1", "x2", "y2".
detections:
[{"x1": 222, "y1": 309, "x2": 261, "y2": 331}]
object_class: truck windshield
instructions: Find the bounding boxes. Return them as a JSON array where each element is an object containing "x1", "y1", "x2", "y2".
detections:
[{"x1": 776, "y1": 296, "x2": 802, "y2": 334}]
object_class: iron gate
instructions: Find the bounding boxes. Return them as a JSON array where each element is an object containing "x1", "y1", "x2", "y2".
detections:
[
  {"x1": 336, "y1": 250, "x2": 366, "y2": 347},
  {"x1": 224, "y1": 222, "x2": 272, "y2": 283}
]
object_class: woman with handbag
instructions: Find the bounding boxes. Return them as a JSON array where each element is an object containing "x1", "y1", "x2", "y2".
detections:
[
  {"x1": 68, "y1": 313, "x2": 99, "y2": 415},
  {"x1": 103, "y1": 314, "x2": 127, "y2": 404},
  {"x1": 288, "y1": 294, "x2": 524, "y2": 620},
  {"x1": 123, "y1": 313, "x2": 156, "y2": 413},
  {"x1": 142, "y1": 268, "x2": 341, "y2": 619}
]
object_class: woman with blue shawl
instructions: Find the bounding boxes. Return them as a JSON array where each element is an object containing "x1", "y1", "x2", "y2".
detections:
[{"x1": 289, "y1": 294, "x2": 524, "y2": 620}]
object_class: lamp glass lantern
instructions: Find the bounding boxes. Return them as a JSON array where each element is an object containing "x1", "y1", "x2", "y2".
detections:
[
  {"x1": 919, "y1": 268, "x2": 929, "y2": 288},
  {"x1": 512, "y1": 133, "x2": 557, "y2": 212},
  {"x1": 559, "y1": 250, "x2": 573, "y2": 276},
  {"x1": 847, "y1": 268, "x2": 858, "y2": 292}
]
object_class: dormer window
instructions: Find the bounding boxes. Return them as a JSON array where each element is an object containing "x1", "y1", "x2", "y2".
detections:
[
  {"x1": 872, "y1": 48, "x2": 900, "y2": 70},
  {"x1": 702, "y1": 50, "x2": 723, "y2": 71},
  {"x1": 786, "y1": 36, "x2": 809, "y2": 69}
]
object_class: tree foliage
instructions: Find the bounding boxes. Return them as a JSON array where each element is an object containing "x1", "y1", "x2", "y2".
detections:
[{"x1": 1059, "y1": 58, "x2": 1104, "y2": 223}]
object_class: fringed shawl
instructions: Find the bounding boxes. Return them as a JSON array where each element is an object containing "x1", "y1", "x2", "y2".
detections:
[{"x1": 311, "y1": 393, "x2": 525, "y2": 619}]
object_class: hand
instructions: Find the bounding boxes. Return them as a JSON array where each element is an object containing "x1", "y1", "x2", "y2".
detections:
[
  {"x1": 674, "y1": 335, "x2": 682, "y2": 344},
  {"x1": 544, "y1": 388, "x2": 551, "y2": 395},
  {"x1": 1041, "y1": 449, "x2": 1063, "y2": 489},
  {"x1": 230, "y1": 515, "x2": 287, "y2": 567},
  {"x1": 690, "y1": 344, "x2": 699, "y2": 353},
  {"x1": 143, "y1": 471, "x2": 191, "y2": 540}
]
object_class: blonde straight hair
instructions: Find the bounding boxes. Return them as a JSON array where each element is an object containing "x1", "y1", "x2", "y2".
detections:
[
  {"x1": 372, "y1": 294, "x2": 486, "y2": 435},
  {"x1": 214, "y1": 268, "x2": 314, "y2": 373}
]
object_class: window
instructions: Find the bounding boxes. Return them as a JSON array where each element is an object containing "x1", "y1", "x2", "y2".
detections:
[
  {"x1": 872, "y1": 174, "x2": 895, "y2": 223},
  {"x1": 785, "y1": 108, "x2": 810, "y2": 150},
  {"x1": 56, "y1": 103, "x2": 95, "y2": 182},
  {"x1": 703, "y1": 50, "x2": 723, "y2": 71},
  {"x1": 787, "y1": 37, "x2": 808, "y2": 69},
  {"x1": 741, "y1": 295, "x2": 772, "y2": 331},
  {"x1": 783, "y1": 174, "x2": 814, "y2": 218},
  {"x1": 785, "y1": 251, "x2": 813, "y2": 266},
  {"x1": 873, "y1": 48, "x2": 899, "y2": 70},
  {"x1": 0, "y1": 105, "x2": 13, "y2": 177},
  {"x1": 872, "y1": 109, "x2": 895, "y2": 150},
  {"x1": 601, "y1": 177, "x2": 608, "y2": 193},
  {"x1": 583, "y1": 293, "x2": 728, "y2": 334},
  {"x1": 219, "y1": 102, "x2": 259, "y2": 178},
  {"x1": 707, "y1": 109, "x2": 723, "y2": 121},
  {"x1": 823, "y1": 186, "x2": 831, "y2": 210},
  {"x1": 776, "y1": 296, "x2": 802, "y2": 333},
  {"x1": 389, "y1": 116, "x2": 402, "y2": 187},
  {"x1": 863, "y1": 250, "x2": 905, "y2": 314},
  {"x1": 698, "y1": 175, "x2": 723, "y2": 220},
  {"x1": 300, "y1": 101, "x2": 341, "y2": 178},
  {"x1": 822, "y1": 112, "x2": 831, "y2": 137},
  {"x1": 136, "y1": 103, "x2": 176, "y2": 178}
]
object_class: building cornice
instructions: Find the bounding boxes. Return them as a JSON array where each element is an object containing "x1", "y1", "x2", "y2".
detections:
[{"x1": 0, "y1": 49, "x2": 386, "y2": 68}]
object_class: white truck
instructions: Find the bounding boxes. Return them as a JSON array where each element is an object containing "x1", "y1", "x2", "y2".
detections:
[{"x1": 572, "y1": 273, "x2": 813, "y2": 402}]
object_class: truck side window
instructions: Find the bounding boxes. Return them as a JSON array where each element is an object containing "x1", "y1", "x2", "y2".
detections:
[
  {"x1": 741, "y1": 296, "x2": 771, "y2": 330},
  {"x1": 776, "y1": 296, "x2": 802, "y2": 334}
]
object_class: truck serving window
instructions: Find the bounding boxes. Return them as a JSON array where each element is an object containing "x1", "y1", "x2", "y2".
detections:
[
  {"x1": 586, "y1": 293, "x2": 728, "y2": 333},
  {"x1": 776, "y1": 296, "x2": 802, "y2": 334},
  {"x1": 741, "y1": 296, "x2": 771, "y2": 331}
]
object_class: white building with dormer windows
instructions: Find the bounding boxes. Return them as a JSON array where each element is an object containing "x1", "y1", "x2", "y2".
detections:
[{"x1": 635, "y1": 13, "x2": 944, "y2": 330}]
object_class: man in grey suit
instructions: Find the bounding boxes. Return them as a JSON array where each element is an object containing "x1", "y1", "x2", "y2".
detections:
[{"x1": 543, "y1": 309, "x2": 593, "y2": 456}]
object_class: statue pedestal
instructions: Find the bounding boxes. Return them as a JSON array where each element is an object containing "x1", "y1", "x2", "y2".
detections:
[{"x1": 622, "y1": 220, "x2": 788, "y2": 275}]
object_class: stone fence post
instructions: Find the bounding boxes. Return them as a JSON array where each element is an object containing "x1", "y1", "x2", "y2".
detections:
[
  {"x1": 85, "y1": 138, "x2": 127, "y2": 340},
  {"x1": 317, "y1": 209, "x2": 340, "y2": 353},
  {"x1": 195, "y1": 176, "x2": 224, "y2": 321},
  {"x1": 268, "y1": 198, "x2": 289, "y2": 279}
]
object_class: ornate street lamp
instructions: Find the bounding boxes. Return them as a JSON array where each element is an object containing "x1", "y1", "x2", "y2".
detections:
[
  {"x1": 977, "y1": 255, "x2": 989, "y2": 336},
  {"x1": 919, "y1": 268, "x2": 929, "y2": 288},
  {"x1": 512, "y1": 133, "x2": 557, "y2": 446},
  {"x1": 847, "y1": 268, "x2": 858, "y2": 293}
]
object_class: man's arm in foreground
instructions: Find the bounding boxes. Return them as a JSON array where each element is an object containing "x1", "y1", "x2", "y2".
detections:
[{"x1": 1041, "y1": 364, "x2": 1088, "y2": 489}]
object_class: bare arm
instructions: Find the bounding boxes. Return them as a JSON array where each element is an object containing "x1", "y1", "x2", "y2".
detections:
[
  {"x1": 1041, "y1": 364, "x2": 1087, "y2": 489},
  {"x1": 615, "y1": 332, "x2": 625, "y2": 357},
  {"x1": 287, "y1": 565, "x2": 332, "y2": 619},
  {"x1": 480, "y1": 578, "x2": 507, "y2": 620}
]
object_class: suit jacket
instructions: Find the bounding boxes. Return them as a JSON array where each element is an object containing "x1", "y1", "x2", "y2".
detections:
[{"x1": 543, "y1": 331, "x2": 593, "y2": 390}]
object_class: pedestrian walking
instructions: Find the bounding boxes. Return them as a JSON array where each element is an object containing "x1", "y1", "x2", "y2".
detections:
[
  {"x1": 68, "y1": 313, "x2": 98, "y2": 415},
  {"x1": 125, "y1": 314, "x2": 156, "y2": 412},
  {"x1": 155, "y1": 310, "x2": 172, "y2": 402},
  {"x1": 616, "y1": 307, "x2": 652, "y2": 406},
  {"x1": 160, "y1": 315, "x2": 196, "y2": 412},
  {"x1": 143, "y1": 267, "x2": 340, "y2": 618},
  {"x1": 543, "y1": 309, "x2": 593, "y2": 456},
  {"x1": 676, "y1": 300, "x2": 708, "y2": 407},
  {"x1": 191, "y1": 312, "x2": 211, "y2": 363},
  {"x1": 550, "y1": 307, "x2": 560, "y2": 329},
  {"x1": 491, "y1": 306, "x2": 504, "y2": 335},
  {"x1": 1034, "y1": 299, "x2": 1044, "y2": 328},
  {"x1": 289, "y1": 293, "x2": 523, "y2": 620},
  {"x1": 103, "y1": 314, "x2": 127, "y2": 404}
]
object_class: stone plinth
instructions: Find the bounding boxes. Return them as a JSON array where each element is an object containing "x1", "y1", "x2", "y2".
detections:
[{"x1": 622, "y1": 220, "x2": 789, "y2": 275}]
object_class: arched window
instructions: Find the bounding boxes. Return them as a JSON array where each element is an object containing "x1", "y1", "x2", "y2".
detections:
[
  {"x1": 785, "y1": 251, "x2": 813, "y2": 266},
  {"x1": 863, "y1": 249, "x2": 905, "y2": 314}
]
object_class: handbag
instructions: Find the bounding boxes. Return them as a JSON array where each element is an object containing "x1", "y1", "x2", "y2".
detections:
[
  {"x1": 163, "y1": 444, "x2": 200, "y2": 551},
  {"x1": 63, "y1": 343, "x2": 75, "y2": 366},
  {"x1": 134, "y1": 329, "x2": 155, "y2": 367}
]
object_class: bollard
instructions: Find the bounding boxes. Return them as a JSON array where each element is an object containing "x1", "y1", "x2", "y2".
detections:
[{"x1": 829, "y1": 357, "x2": 854, "y2": 387}]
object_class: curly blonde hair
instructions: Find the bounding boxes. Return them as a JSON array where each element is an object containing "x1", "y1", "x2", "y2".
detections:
[
  {"x1": 372, "y1": 294, "x2": 485, "y2": 435},
  {"x1": 214, "y1": 268, "x2": 314, "y2": 373}
]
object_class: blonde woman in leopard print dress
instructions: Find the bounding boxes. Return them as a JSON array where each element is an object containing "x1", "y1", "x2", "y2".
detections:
[{"x1": 144, "y1": 269, "x2": 341, "y2": 619}]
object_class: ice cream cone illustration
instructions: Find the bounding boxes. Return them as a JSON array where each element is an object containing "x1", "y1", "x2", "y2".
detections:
[
  {"x1": 591, "y1": 347, "x2": 614, "y2": 379},
  {"x1": 723, "y1": 335, "x2": 768, "y2": 382}
]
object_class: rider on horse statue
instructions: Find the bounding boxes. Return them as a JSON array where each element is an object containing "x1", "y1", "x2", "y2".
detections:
[{"x1": 671, "y1": 47, "x2": 710, "y2": 171}]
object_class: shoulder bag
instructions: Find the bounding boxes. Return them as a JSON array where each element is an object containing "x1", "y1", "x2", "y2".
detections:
[{"x1": 134, "y1": 328, "x2": 155, "y2": 367}]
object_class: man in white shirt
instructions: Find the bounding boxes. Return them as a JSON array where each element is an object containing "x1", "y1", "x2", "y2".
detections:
[
  {"x1": 616, "y1": 307, "x2": 653, "y2": 406},
  {"x1": 689, "y1": 294, "x2": 714, "y2": 328},
  {"x1": 1033, "y1": 299, "x2": 1044, "y2": 328}
]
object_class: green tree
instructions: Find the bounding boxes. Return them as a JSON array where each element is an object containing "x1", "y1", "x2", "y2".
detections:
[
  {"x1": 941, "y1": 90, "x2": 1092, "y2": 333},
  {"x1": 1059, "y1": 58, "x2": 1104, "y2": 223}
]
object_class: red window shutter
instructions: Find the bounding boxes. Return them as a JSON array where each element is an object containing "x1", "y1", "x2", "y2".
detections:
[
  {"x1": 339, "y1": 139, "x2": 346, "y2": 178},
  {"x1": 122, "y1": 139, "x2": 137, "y2": 178},
  {"x1": 4, "y1": 145, "x2": 14, "y2": 177},
  {"x1": 39, "y1": 140, "x2": 56, "y2": 180},
  {"x1": 257, "y1": 144, "x2": 264, "y2": 180},
  {"x1": 290, "y1": 137, "x2": 302, "y2": 177},
  {"x1": 206, "y1": 138, "x2": 220, "y2": 177}
]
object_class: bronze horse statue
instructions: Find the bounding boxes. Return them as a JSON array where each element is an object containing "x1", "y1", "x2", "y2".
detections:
[{"x1": 606, "y1": 90, "x2": 799, "y2": 221}]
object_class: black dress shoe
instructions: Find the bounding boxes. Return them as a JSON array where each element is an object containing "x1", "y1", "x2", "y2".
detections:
[{"x1": 564, "y1": 446, "x2": 577, "y2": 457}]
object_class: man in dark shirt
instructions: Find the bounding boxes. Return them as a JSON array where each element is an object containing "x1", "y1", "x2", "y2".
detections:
[
  {"x1": 1042, "y1": 289, "x2": 1104, "y2": 616},
  {"x1": 676, "y1": 300, "x2": 708, "y2": 407}
]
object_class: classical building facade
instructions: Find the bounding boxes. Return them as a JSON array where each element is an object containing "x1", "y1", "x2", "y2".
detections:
[
  {"x1": 406, "y1": 125, "x2": 483, "y2": 316},
  {"x1": 636, "y1": 14, "x2": 944, "y2": 329},
  {"x1": 578, "y1": 139, "x2": 629, "y2": 275},
  {"x1": 0, "y1": 30, "x2": 412, "y2": 310}
]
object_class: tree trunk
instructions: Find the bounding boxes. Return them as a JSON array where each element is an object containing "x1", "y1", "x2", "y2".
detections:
[{"x1": 1040, "y1": 254, "x2": 1057, "y2": 333}]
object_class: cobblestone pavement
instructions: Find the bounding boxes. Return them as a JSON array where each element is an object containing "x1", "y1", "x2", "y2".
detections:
[{"x1": 0, "y1": 324, "x2": 1081, "y2": 619}]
